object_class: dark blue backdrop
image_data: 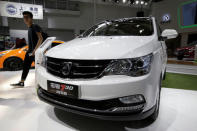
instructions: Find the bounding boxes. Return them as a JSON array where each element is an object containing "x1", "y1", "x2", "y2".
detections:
[{"x1": 182, "y1": 2, "x2": 197, "y2": 26}]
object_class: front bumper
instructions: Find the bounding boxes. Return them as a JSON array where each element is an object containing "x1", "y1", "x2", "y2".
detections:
[
  {"x1": 36, "y1": 52, "x2": 161, "y2": 120},
  {"x1": 36, "y1": 65, "x2": 159, "y2": 110},
  {"x1": 38, "y1": 87, "x2": 155, "y2": 121}
]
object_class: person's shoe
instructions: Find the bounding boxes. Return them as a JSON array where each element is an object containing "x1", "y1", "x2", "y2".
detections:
[{"x1": 10, "y1": 82, "x2": 24, "y2": 88}]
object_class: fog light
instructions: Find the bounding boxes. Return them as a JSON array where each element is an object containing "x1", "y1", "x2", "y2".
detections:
[
  {"x1": 110, "y1": 104, "x2": 144, "y2": 112},
  {"x1": 119, "y1": 95, "x2": 145, "y2": 104}
]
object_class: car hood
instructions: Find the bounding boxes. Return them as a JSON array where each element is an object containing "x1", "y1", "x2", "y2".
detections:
[
  {"x1": 46, "y1": 36, "x2": 156, "y2": 60},
  {"x1": 0, "y1": 48, "x2": 23, "y2": 55},
  {"x1": 0, "y1": 51, "x2": 8, "y2": 54}
]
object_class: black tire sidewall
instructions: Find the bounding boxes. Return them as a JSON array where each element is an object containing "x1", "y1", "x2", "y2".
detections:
[{"x1": 4, "y1": 57, "x2": 23, "y2": 71}]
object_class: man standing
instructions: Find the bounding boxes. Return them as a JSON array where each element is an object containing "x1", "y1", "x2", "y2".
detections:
[{"x1": 11, "y1": 11, "x2": 43, "y2": 87}]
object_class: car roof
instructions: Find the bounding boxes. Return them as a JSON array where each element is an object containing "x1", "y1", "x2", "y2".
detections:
[{"x1": 103, "y1": 17, "x2": 153, "y2": 23}]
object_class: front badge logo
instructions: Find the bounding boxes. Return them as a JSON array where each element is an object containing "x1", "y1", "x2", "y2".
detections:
[{"x1": 61, "y1": 62, "x2": 72, "y2": 76}]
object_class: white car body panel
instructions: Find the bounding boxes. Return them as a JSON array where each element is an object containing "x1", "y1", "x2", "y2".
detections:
[
  {"x1": 46, "y1": 36, "x2": 156, "y2": 60},
  {"x1": 35, "y1": 17, "x2": 170, "y2": 120},
  {"x1": 36, "y1": 51, "x2": 161, "y2": 111}
]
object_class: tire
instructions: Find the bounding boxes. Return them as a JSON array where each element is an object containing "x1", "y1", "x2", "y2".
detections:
[
  {"x1": 177, "y1": 55, "x2": 183, "y2": 60},
  {"x1": 148, "y1": 75, "x2": 162, "y2": 122},
  {"x1": 4, "y1": 57, "x2": 23, "y2": 71}
]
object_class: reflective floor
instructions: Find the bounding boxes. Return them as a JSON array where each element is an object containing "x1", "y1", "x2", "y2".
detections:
[{"x1": 0, "y1": 70, "x2": 197, "y2": 131}]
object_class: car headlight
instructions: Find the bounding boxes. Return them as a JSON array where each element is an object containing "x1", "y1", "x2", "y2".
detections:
[
  {"x1": 0, "y1": 53, "x2": 5, "y2": 58},
  {"x1": 104, "y1": 53, "x2": 153, "y2": 77}
]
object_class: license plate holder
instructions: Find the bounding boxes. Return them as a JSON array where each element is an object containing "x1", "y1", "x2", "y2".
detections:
[{"x1": 47, "y1": 80, "x2": 78, "y2": 99}]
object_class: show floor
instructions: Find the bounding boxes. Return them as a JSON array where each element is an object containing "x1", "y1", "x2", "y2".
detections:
[
  {"x1": 167, "y1": 64, "x2": 197, "y2": 75},
  {"x1": 0, "y1": 70, "x2": 197, "y2": 131}
]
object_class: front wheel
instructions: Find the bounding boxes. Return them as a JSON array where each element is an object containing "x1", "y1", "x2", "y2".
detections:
[{"x1": 4, "y1": 57, "x2": 23, "y2": 71}]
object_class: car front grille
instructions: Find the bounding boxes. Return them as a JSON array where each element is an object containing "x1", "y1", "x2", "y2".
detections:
[{"x1": 46, "y1": 57, "x2": 111, "y2": 79}]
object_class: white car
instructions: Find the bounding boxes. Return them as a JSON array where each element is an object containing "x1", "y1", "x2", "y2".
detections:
[{"x1": 35, "y1": 17, "x2": 178, "y2": 121}]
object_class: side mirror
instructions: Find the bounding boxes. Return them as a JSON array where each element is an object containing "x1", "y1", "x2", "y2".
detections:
[{"x1": 161, "y1": 29, "x2": 178, "y2": 40}]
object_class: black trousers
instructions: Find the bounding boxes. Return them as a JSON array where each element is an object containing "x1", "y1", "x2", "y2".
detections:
[{"x1": 21, "y1": 52, "x2": 35, "y2": 81}]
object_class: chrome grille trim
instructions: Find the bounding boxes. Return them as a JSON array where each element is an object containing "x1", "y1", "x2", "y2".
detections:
[
  {"x1": 72, "y1": 72, "x2": 99, "y2": 75},
  {"x1": 47, "y1": 66, "x2": 60, "y2": 73},
  {"x1": 47, "y1": 61, "x2": 61, "y2": 66},
  {"x1": 46, "y1": 57, "x2": 111, "y2": 79},
  {"x1": 74, "y1": 65, "x2": 103, "y2": 68}
]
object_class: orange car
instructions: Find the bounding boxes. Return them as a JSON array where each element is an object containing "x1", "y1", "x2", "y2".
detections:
[{"x1": 0, "y1": 41, "x2": 64, "y2": 71}]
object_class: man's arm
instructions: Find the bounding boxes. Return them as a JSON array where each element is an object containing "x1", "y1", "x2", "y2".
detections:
[{"x1": 32, "y1": 32, "x2": 43, "y2": 56}]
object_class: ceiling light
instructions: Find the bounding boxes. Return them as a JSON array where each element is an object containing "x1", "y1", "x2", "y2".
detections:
[
  {"x1": 122, "y1": 0, "x2": 127, "y2": 3},
  {"x1": 141, "y1": 1, "x2": 144, "y2": 4},
  {"x1": 135, "y1": 0, "x2": 139, "y2": 4}
]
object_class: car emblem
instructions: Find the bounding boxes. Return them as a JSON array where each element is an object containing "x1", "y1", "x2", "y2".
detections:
[{"x1": 61, "y1": 62, "x2": 72, "y2": 76}]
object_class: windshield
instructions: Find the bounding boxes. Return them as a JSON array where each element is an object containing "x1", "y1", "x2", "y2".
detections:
[{"x1": 81, "y1": 18, "x2": 153, "y2": 37}]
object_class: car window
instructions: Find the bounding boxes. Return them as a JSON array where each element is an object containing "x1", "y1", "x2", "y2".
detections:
[{"x1": 81, "y1": 18, "x2": 153, "y2": 37}]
